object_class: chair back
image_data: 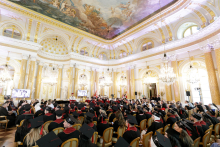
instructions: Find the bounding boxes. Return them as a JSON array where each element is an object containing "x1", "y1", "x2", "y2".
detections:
[
  {"x1": 154, "y1": 128, "x2": 163, "y2": 135},
  {"x1": 117, "y1": 126, "x2": 126, "y2": 139},
  {"x1": 43, "y1": 121, "x2": 53, "y2": 133},
  {"x1": 214, "y1": 123, "x2": 220, "y2": 136},
  {"x1": 90, "y1": 131, "x2": 98, "y2": 144},
  {"x1": 205, "y1": 128, "x2": 212, "y2": 143},
  {"x1": 133, "y1": 114, "x2": 136, "y2": 117},
  {"x1": 165, "y1": 108, "x2": 168, "y2": 113},
  {"x1": 72, "y1": 124, "x2": 82, "y2": 130},
  {"x1": 172, "y1": 123, "x2": 176, "y2": 129},
  {"x1": 209, "y1": 124, "x2": 213, "y2": 130},
  {"x1": 201, "y1": 132, "x2": 210, "y2": 147},
  {"x1": 103, "y1": 127, "x2": 113, "y2": 145},
  {"x1": 113, "y1": 118, "x2": 117, "y2": 123},
  {"x1": 193, "y1": 137, "x2": 200, "y2": 147},
  {"x1": 79, "y1": 116, "x2": 84, "y2": 124},
  {"x1": 130, "y1": 137, "x2": 140, "y2": 147},
  {"x1": 143, "y1": 131, "x2": 153, "y2": 147},
  {"x1": 93, "y1": 121, "x2": 97, "y2": 126},
  {"x1": 19, "y1": 119, "x2": 25, "y2": 127},
  {"x1": 53, "y1": 127, "x2": 64, "y2": 135},
  {"x1": 105, "y1": 119, "x2": 109, "y2": 123},
  {"x1": 108, "y1": 113, "x2": 112, "y2": 119},
  {"x1": 140, "y1": 119, "x2": 147, "y2": 132},
  {"x1": 163, "y1": 124, "x2": 170, "y2": 134},
  {"x1": 61, "y1": 138, "x2": 78, "y2": 147},
  {"x1": 215, "y1": 109, "x2": 218, "y2": 117},
  {"x1": 147, "y1": 118, "x2": 152, "y2": 128}
]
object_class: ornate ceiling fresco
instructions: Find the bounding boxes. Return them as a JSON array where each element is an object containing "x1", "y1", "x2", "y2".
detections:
[{"x1": 9, "y1": 0, "x2": 177, "y2": 40}]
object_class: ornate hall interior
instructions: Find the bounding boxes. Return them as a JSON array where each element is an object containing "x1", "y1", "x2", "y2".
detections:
[{"x1": 0, "y1": 0, "x2": 220, "y2": 106}]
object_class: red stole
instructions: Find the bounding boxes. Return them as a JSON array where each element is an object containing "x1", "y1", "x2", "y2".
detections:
[
  {"x1": 200, "y1": 121, "x2": 206, "y2": 126},
  {"x1": 23, "y1": 112, "x2": 31, "y2": 115},
  {"x1": 126, "y1": 126, "x2": 137, "y2": 132},
  {"x1": 88, "y1": 122, "x2": 94, "y2": 127},
  {"x1": 78, "y1": 110, "x2": 82, "y2": 114},
  {"x1": 45, "y1": 113, "x2": 53, "y2": 116},
  {"x1": 54, "y1": 119, "x2": 64, "y2": 124},
  {"x1": 169, "y1": 115, "x2": 176, "y2": 118},
  {"x1": 63, "y1": 127, "x2": 76, "y2": 134},
  {"x1": 146, "y1": 112, "x2": 152, "y2": 115}
]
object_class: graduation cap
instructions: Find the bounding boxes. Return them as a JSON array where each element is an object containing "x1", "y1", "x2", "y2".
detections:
[
  {"x1": 113, "y1": 106, "x2": 118, "y2": 111},
  {"x1": 138, "y1": 108, "x2": 144, "y2": 113},
  {"x1": 204, "y1": 105, "x2": 210, "y2": 111},
  {"x1": 191, "y1": 113, "x2": 202, "y2": 120},
  {"x1": 77, "y1": 104, "x2": 83, "y2": 110},
  {"x1": 126, "y1": 115, "x2": 137, "y2": 125},
  {"x1": 100, "y1": 103, "x2": 104, "y2": 107},
  {"x1": 40, "y1": 105, "x2": 45, "y2": 109},
  {"x1": 45, "y1": 106, "x2": 51, "y2": 112},
  {"x1": 176, "y1": 121, "x2": 192, "y2": 131},
  {"x1": 74, "y1": 101, "x2": 79, "y2": 106},
  {"x1": 166, "y1": 128, "x2": 180, "y2": 138},
  {"x1": 143, "y1": 105, "x2": 150, "y2": 111},
  {"x1": 56, "y1": 105, "x2": 61, "y2": 109},
  {"x1": 85, "y1": 112, "x2": 94, "y2": 119},
  {"x1": 72, "y1": 111, "x2": 80, "y2": 118},
  {"x1": 24, "y1": 104, "x2": 31, "y2": 111},
  {"x1": 89, "y1": 103, "x2": 95, "y2": 107},
  {"x1": 66, "y1": 114, "x2": 77, "y2": 125},
  {"x1": 36, "y1": 131, "x2": 62, "y2": 147},
  {"x1": 196, "y1": 105, "x2": 204, "y2": 112},
  {"x1": 168, "y1": 109, "x2": 175, "y2": 114},
  {"x1": 123, "y1": 104, "x2": 128, "y2": 110},
  {"x1": 55, "y1": 110, "x2": 63, "y2": 117},
  {"x1": 79, "y1": 124, "x2": 95, "y2": 140},
  {"x1": 209, "y1": 109, "x2": 215, "y2": 115},
  {"x1": 153, "y1": 131, "x2": 172, "y2": 147},
  {"x1": 53, "y1": 103, "x2": 58, "y2": 107},
  {"x1": 182, "y1": 119, "x2": 194, "y2": 125},
  {"x1": 70, "y1": 104, "x2": 75, "y2": 109},
  {"x1": 173, "y1": 108, "x2": 178, "y2": 113},
  {"x1": 30, "y1": 115, "x2": 44, "y2": 128},
  {"x1": 114, "y1": 137, "x2": 130, "y2": 147},
  {"x1": 202, "y1": 112, "x2": 212, "y2": 120}
]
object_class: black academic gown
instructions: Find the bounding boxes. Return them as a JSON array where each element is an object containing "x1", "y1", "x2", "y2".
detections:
[
  {"x1": 200, "y1": 121, "x2": 209, "y2": 132},
  {"x1": 15, "y1": 113, "x2": 34, "y2": 125},
  {"x1": 87, "y1": 122, "x2": 97, "y2": 131},
  {"x1": 97, "y1": 122, "x2": 109, "y2": 136},
  {"x1": 166, "y1": 115, "x2": 177, "y2": 126},
  {"x1": 0, "y1": 106, "x2": 15, "y2": 127},
  {"x1": 123, "y1": 127, "x2": 140, "y2": 144},
  {"x1": 34, "y1": 109, "x2": 44, "y2": 118},
  {"x1": 109, "y1": 113, "x2": 116, "y2": 122},
  {"x1": 57, "y1": 128, "x2": 80, "y2": 143},
  {"x1": 15, "y1": 122, "x2": 32, "y2": 142},
  {"x1": 211, "y1": 116, "x2": 219, "y2": 125},
  {"x1": 194, "y1": 122, "x2": 204, "y2": 141},
  {"x1": 144, "y1": 112, "x2": 152, "y2": 120},
  {"x1": 136, "y1": 114, "x2": 146, "y2": 125},
  {"x1": 43, "y1": 113, "x2": 55, "y2": 122},
  {"x1": 146, "y1": 121, "x2": 164, "y2": 135},
  {"x1": 48, "y1": 119, "x2": 64, "y2": 132},
  {"x1": 185, "y1": 122, "x2": 200, "y2": 141}
]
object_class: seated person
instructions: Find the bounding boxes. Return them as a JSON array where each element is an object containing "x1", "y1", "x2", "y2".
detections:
[
  {"x1": 190, "y1": 113, "x2": 204, "y2": 141},
  {"x1": 146, "y1": 113, "x2": 164, "y2": 135},
  {"x1": 136, "y1": 107, "x2": 146, "y2": 125},
  {"x1": 57, "y1": 114, "x2": 80, "y2": 143},
  {"x1": 34, "y1": 104, "x2": 45, "y2": 118},
  {"x1": 72, "y1": 111, "x2": 81, "y2": 124},
  {"x1": 97, "y1": 110, "x2": 109, "y2": 137},
  {"x1": 122, "y1": 115, "x2": 140, "y2": 144},
  {"x1": 166, "y1": 109, "x2": 178, "y2": 126},
  {"x1": 0, "y1": 101, "x2": 16, "y2": 127},
  {"x1": 48, "y1": 110, "x2": 64, "y2": 132},
  {"x1": 43, "y1": 106, "x2": 55, "y2": 122},
  {"x1": 77, "y1": 104, "x2": 84, "y2": 116},
  {"x1": 113, "y1": 111, "x2": 126, "y2": 139},
  {"x1": 79, "y1": 124, "x2": 97, "y2": 147},
  {"x1": 15, "y1": 119, "x2": 32, "y2": 143},
  {"x1": 84, "y1": 112, "x2": 97, "y2": 131},
  {"x1": 23, "y1": 116, "x2": 47, "y2": 147},
  {"x1": 109, "y1": 106, "x2": 118, "y2": 122},
  {"x1": 143, "y1": 105, "x2": 152, "y2": 120},
  {"x1": 16, "y1": 104, "x2": 34, "y2": 125},
  {"x1": 69, "y1": 104, "x2": 75, "y2": 113}
]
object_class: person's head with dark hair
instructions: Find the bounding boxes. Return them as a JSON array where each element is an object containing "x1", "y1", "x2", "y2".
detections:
[
  {"x1": 64, "y1": 115, "x2": 77, "y2": 128},
  {"x1": 165, "y1": 133, "x2": 182, "y2": 147},
  {"x1": 78, "y1": 124, "x2": 95, "y2": 147},
  {"x1": 84, "y1": 112, "x2": 93, "y2": 124},
  {"x1": 115, "y1": 111, "x2": 126, "y2": 127},
  {"x1": 44, "y1": 107, "x2": 51, "y2": 114}
]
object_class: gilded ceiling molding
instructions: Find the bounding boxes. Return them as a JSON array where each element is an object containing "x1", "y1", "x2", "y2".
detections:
[
  {"x1": 92, "y1": 45, "x2": 97, "y2": 57},
  {"x1": 34, "y1": 22, "x2": 41, "y2": 43},
  {"x1": 76, "y1": 37, "x2": 83, "y2": 53},
  {"x1": 0, "y1": 0, "x2": 189, "y2": 45},
  {"x1": 26, "y1": 19, "x2": 32, "y2": 41},
  {"x1": 124, "y1": 44, "x2": 129, "y2": 54},
  {"x1": 71, "y1": 36, "x2": 78, "y2": 52},
  {"x1": 114, "y1": 50, "x2": 116, "y2": 59},
  {"x1": 154, "y1": 24, "x2": 165, "y2": 43},
  {"x1": 96, "y1": 47, "x2": 101, "y2": 57},
  {"x1": 163, "y1": 21, "x2": 173, "y2": 41},
  {"x1": 193, "y1": 3, "x2": 216, "y2": 23},
  {"x1": 127, "y1": 42, "x2": 133, "y2": 54},
  {"x1": 186, "y1": 8, "x2": 207, "y2": 28}
]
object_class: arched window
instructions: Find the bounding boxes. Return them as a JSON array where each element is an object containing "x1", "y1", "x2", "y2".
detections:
[
  {"x1": 177, "y1": 22, "x2": 199, "y2": 39},
  {"x1": 99, "y1": 53, "x2": 108, "y2": 60},
  {"x1": 142, "y1": 40, "x2": 154, "y2": 51},
  {"x1": 80, "y1": 48, "x2": 89, "y2": 56},
  {"x1": 119, "y1": 50, "x2": 127, "y2": 59},
  {"x1": 183, "y1": 26, "x2": 199, "y2": 38},
  {"x1": 3, "y1": 26, "x2": 22, "y2": 40}
]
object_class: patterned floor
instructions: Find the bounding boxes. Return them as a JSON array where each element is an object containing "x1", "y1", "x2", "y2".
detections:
[{"x1": 0, "y1": 126, "x2": 16, "y2": 147}]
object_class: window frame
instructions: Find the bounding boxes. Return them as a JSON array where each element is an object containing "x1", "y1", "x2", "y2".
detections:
[
  {"x1": 183, "y1": 25, "x2": 198, "y2": 38},
  {"x1": 3, "y1": 26, "x2": 22, "y2": 40},
  {"x1": 141, "y1": 40, "x2": 154, "y2": 51}
]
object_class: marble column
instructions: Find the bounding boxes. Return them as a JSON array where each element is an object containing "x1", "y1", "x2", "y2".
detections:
[
  {"x1": 134, "y1": 66, "x2": 139, "y2": 99},
  {"x1": 90, "y1": 68, "x2": 95, "y2": 97},
  {"x1": 68, "y1": 64, "x2": 74, "y2": 98},
  {"x1": 126, "y1": 68, "x2": 131, "y2": 99},
  {"x1": 26, "y1": 57, "x2": 36, "y2": 99},
  {"x1": 165, "y1": 85, "x2": 172, "y2": 101},
  {"x1": 113, "y1": 69, "x2": 117, "y2": 98},
  {"x1": 214, "y1": 40, "x2": 220, "y2": 84},
  {"x1": 56, "y1": 65, "x2": 63, "y2": 99},
  {"x1": 18, "y1": 55, "x2": 29, "y2": 89},
  {"x1": 95, "y1": 70, "x2": 99, "y2": 96},
  {"x1": 202, "y1": 46, "x2": 220, "y2": 105},
  {"x1": 130, "y1": 67, "x2": 135, "y2": 99},
  {"x1": 35, "y1": 62, "x2": 43, "y2": 99},
  {"x1": 171, "y1": 61, "x2": 181, "y2": 102}
]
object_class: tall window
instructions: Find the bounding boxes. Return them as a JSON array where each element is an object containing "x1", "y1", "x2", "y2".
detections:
[
  {"x1": 3, "y1": 26, "x2": 22, "y2": 40},
  {"x1": 183, "y1": 26, "x2": 199, "y2": 38},
  {"x1": 80, "y1": 48, "x2": 89, "y2": 56},
  {"x1": 142, "y1": 41, "x2": 153, "y2": 51},
  {"x1": 119, "y1": 50, "x2": 127, "y2": 59},
  {"x1": 99, "y1": 53, "x2": 108, "y2": 60}
]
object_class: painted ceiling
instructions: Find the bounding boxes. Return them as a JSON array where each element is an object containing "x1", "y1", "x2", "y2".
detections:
[{"x1": 9, "y1": 0, "x2": 177, "y2": 40}]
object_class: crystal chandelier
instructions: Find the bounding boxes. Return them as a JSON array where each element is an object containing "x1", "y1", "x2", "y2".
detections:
[
  {"x1": 119, "y1": 75, "x2": 127, "y2": 87},
  {"x1": 79, "y1": 74, "x2": 88, "y2": 87},
  {"x1": 44, "y1": 66, "x2": 58, "y2": 86},
  {"x1": 104, "y1": 68, "x2": 113, "y2": 87},
  {"x1": 159, "y1": 53, "x2": 176, "y2": 85},
  {"x1": 186, "y1": 51, "x2": 199, "y2": 84},
  {"x1": 99, "y1": 76, "x2": 105, "y2": 87},
  {"x1": 0, "y1": 64, "x2": 12, "y2": 86}
]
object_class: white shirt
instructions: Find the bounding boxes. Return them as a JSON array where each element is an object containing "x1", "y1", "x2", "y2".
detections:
[
  {"x1": 69, "y1": 96, "x2": 76, "y2": 100},
  {"x1": 48, "y1": 103, "x2": 54, "y2": 109}
]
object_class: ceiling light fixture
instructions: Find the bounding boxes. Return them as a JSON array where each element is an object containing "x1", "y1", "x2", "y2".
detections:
[
  {"x1": 186, "y1": 51, "x2": 199, "y2": 84},
  {"x1": 0, "y1": 51, "x2": 12, "y2": 86}
]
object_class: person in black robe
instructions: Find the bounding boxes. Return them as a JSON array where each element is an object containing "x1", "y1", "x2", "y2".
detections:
[
  {"x1": 178, "y1": 106, "x2": 188, "y2": 119},
  {"x1": 78, "y1": 124, "x2": 97, "y2": 147},
  {"x1": 34, "y1": 104, "x2": 45, "y2": 118},
  {"x1": 89, "y1": 107, "x2": 98, "y2": 122},
  {"x1": 57, "y1": 115, "x2": 80, "y2": 143},
  {"x1": 84, "y1": 112, "x2": 97, "y2": 131},
  {"x1": 166, "y1": 109, "x2": 177, "y2": 126},
  {"x1": 77, "y1": 104, "x2": 84, "y2": 117},
  {"x1": 143, "y1": 106, "x2": 152, "y2": 120},
  {"x1": 15, "y1": 119, "x2": 32, "y2": 144},
  {"x1": 0, "y1": 102, "x2": 16, "y2": 127},
  {"x1": 122, "y1": 115, "x2": 140, "y2": 144},
  {"x1": 43, "y1": 106, "x2": 55, "y2": 122},
  {"x1": 48, "y1": 110, "x2": 64, "y2": 132},
  {"x1": 97, "y1": 112, "x2": 109, "y2": 137},
  {"x1": 202, "y1": 112, "x2": 213, "y2": 126},
  {"x1": 109, "y1": 106, "x2": 118, "y2": 122},
  {"x1": 72, "y1": 111, "x2": 82, "y2": 124},
  {"x1": 190, "y1": 113, "x2": 204, "y2": 141},
  {"x1": 146, "y1": 113, "x2": 164, "y2": 135},
  {"x1": 207, "y1": 109, "x2": 219, "y2": 125},
  {"x1": 136, "y1": 108, "x2": 146, "y2": 125},
  {"x1": 15, "y1": 104, "x2": 34, "y2": 125}
]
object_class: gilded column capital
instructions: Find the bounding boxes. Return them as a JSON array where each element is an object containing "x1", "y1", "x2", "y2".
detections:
[
  {"x1": 200, "y1": 44, "x2": 213, "y2": 53},
  {"x1": 213, "y1": 39, "x2": 220, "y2": 49},
  {"x1": 58, "y1": 64, "x2": 63, "y2": 68},
  {"x1": 30, "y1": 56, "x2": 36, "y2": 61},
  {"x1": 113, "y1": 68, "x2": 117, "y2": 72},
  {"x1": 22, "y1": 54, "x2": 29, "y2": 60},
  {"x1": 69, "y1": 64, "x2": 74, "y2": 67},
  {"x1": 36, "y1": 61, "x2": 44, "y2": 66}
]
